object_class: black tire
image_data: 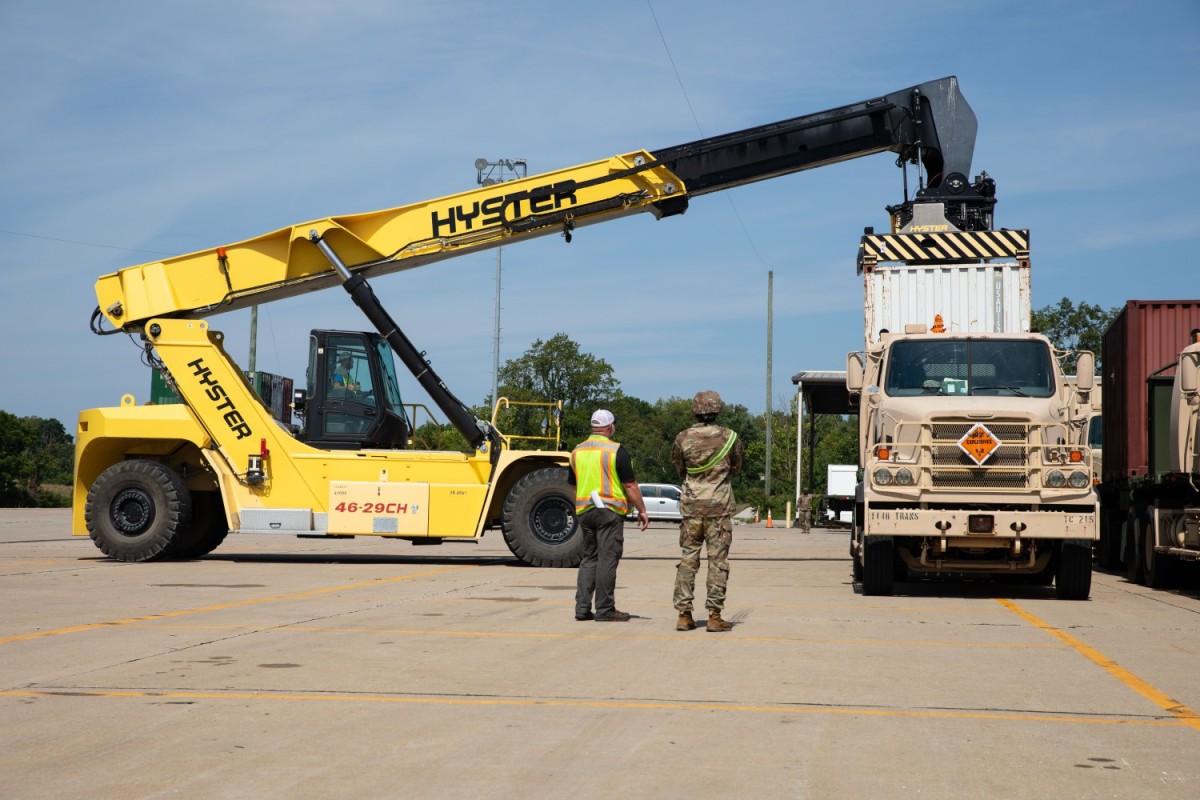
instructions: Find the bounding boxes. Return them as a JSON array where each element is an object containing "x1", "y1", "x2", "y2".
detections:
[
  {"x1": 1055, "y1": 539, "x2": 1093, "y2": 600},
  {"x1": 850, "y1": 507, "x2": 866, "y2": 582},
  {"x1": 1097, "y1": 505, "x2": 1123, "y2": 569},
  {"x1": 849, "y1": 526, "x2": 863, "y2": 580},
  {"x1": 1124, "y1": 508, "x2": 1145, "y2": 585},
  {"x1": 862, "y1": 536, "x2": 895, "y2": 596},
  {"x1": 501, "y1": 467, "x2": 582, "y2": 567},
  {"x1": 85, "y1": 460, "x2": 192, "y2": 562},
  {"x1": 163, "y1": 491, "x2": 230, "y2": 559},
  {"x1": 1141, "y1": 511, "x2": 1175, "y2": 590}
]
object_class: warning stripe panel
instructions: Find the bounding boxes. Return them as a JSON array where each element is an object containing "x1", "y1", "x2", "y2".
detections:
[{"x1": 860, "y1": 230, "x2": 1030, "y2": 265}]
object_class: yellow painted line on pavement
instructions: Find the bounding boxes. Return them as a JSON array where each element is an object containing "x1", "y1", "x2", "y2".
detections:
[
  {"x1": 0, "y1": 565, "x2": 476, "y2": 645},
  {"x1": 117, "y1": 622, "x2": 1062, "y2": 650},
  {"x1": 997, "y1": 598, "x2": 1200, "y2": 732},
  {"x1": 0, "y1": 687, "x2": 1183, "y2": 728}
]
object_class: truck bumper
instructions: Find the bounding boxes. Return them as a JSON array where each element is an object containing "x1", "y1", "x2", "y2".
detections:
[{"x1": 865, "y1": 506, "x2": 1098, "y2": 541}]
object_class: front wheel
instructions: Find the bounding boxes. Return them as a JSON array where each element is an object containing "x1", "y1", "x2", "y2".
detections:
[
  {"x1": 1055, "y1": 539, "x2": 1093, "y2": 600},
  {"x1": 85, "y1": 460, "x2": 192, "y2": 562},
  {"x1": 861, "y1": 536, "x2": 895, "y2": 596},
  {"x1": 163, "y1": 491, "x2": 230, "y2": 559},
  {"x1": 501, "y1": 467, "x2": 582, "y2": 567},
  {"x1": 1124, "y1": 508, "x2": 1145, "y2": 585}
]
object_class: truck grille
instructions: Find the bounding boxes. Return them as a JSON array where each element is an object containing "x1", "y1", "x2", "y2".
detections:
[{"x1": 929, "y1": 421, "x2": 1031, "y2": 489}]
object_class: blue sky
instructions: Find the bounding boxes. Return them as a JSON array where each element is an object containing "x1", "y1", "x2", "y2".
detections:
[{"x1": 2, "y1": 1, "x2": 1198, "y2": 430}]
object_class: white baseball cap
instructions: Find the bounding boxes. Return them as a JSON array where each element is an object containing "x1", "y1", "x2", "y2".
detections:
[{"x1": 590, "y1": 409, "x2": 615, "y2": 427}]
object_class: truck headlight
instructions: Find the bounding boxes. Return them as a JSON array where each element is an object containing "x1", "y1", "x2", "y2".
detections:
[
  {"x1": 873, "y1": 467, "x2": 893, "y2": 486},
  {"x1": 1068, "y1": 470, "x2": 1090, "y2": 489},
  {"x1": 1045, "y1": 470, "x2": 1066, "y2": 488},
  {"x1": 895, "y1": 467, "x2": 914, "y2": 486}
]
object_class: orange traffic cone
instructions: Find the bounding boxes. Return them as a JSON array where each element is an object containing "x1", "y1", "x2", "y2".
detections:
[
  {"x1": 754, "y1": 508, "x2": 760, "y2": 524},
  {"x1": 766, "y1": 509, "x2": 774, "y2": 528}
]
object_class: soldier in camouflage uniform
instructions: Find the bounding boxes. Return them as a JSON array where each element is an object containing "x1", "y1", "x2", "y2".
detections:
[{"x1": 670, "y1": 390, "x2": 744, "y2": 632}]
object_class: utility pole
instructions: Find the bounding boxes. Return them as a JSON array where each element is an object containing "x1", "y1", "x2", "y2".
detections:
[
  {"x1": 765, "y1": 270, "x2": 773, "y2": 499},
  {"x1": 474, "y1": 157, "x2": 528, "y2": 409}
]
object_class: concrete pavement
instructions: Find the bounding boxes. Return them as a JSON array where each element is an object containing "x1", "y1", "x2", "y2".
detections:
[{"x1": 3, "y1": 510, "x2": 1199, "y2": 798}]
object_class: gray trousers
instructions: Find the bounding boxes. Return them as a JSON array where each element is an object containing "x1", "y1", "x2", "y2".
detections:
[{"x1": 575, "y1": 508, "x2": 625, "y2": 616}]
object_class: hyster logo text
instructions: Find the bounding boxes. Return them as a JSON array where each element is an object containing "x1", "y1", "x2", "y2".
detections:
[
  {"x1": 187, "y1": 358, "x2": 253, "y2": 440},
  {"x1": 430, "y1": 180, "x2": 578, "y2": 237}
]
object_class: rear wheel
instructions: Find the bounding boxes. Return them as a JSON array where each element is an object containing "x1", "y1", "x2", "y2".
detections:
[
  {"x1": 861, "y1": 536, "x2": 895, "y2": 596},
  {"x1": 1055, "y1": 539, "x2": 1092, "y2": 600},
  {"x1": 501, "y1": 467, "x2": 582, "y2": 567},
  {"x1": 85, "y1": 460, "x2": 192, "y2": 562},
  {"x1": 1141, "y1": 510, "x2": 1175, "y2": 589}
]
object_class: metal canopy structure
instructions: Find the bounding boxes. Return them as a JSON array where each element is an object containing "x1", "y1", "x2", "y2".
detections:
[{"x1": 791, "y1": 370, "x2": 857, "y2": 529}]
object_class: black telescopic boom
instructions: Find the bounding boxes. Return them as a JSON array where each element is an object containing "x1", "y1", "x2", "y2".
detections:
[
  {"x1": 309, "y1": 231, "x2": 497, "y2": 454},
  {"x1": 650, "y1": 76, "x2": 977, "y2": 200}
]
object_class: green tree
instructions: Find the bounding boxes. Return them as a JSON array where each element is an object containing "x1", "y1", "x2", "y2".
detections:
[
  {"x1": 1032, "y1": 297, "x2": 1119, "y2": 372},
  {"x1": 497, "y1": 333, "x2": 619, "y2": 443},
  {"x1": 0, "y1": 413, "x2": 74, "y2": 507},
  {"x1": 0, "y1": 411, "x2": 36, "y2": 505}
]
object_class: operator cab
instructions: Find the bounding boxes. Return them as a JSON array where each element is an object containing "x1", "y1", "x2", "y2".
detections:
[{"x1": 295, "y1": 330, "x2": 410, "y2": 449}]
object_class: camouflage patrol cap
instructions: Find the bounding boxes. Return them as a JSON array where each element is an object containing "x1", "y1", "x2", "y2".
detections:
[{"x1": 692, "y1": 390, "x2": 723, "y2": 415}]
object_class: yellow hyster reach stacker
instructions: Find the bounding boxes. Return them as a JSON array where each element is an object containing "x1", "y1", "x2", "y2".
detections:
[{"x1": 75, "y1": 77, "x2": 993, "y2": 567}]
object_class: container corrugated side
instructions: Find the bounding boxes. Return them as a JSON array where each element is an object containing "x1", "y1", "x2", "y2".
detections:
[
  {"x1": 1101, "y1": 300, "x2": 1200, "y2": 480},
  {"x1": 864, "y1": 262, "x2": 1031, "y2": 344}
]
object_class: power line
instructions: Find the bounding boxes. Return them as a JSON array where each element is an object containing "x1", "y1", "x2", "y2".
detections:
[
  {"x1": 646, "y1": 1, "x2": 703, "y2": 137},
  {"x1": 0, "y1": 227, "x2": 172, "y2": 256},
  {"x1": 644, "y1": 1, "x2": 772, "y2": 272}
]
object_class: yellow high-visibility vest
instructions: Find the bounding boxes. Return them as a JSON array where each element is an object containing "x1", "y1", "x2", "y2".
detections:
[{"x1": 570, "y1": 434, "x2": 629, "y2": 514}]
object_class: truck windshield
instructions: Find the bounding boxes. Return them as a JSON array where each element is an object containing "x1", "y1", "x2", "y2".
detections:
[{"x1": 884, "y1": 338, "x2": 1055, "y2": 398}]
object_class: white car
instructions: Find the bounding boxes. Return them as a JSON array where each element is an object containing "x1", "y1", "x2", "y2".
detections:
[{"x1": 630, "y1": 483, "x2": 683, "y2": 521}]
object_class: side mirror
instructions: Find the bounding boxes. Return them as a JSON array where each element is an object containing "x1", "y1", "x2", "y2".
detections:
[
  {"x1": 292, "y1": 388, "x2": 308, "y2": 413},
  {"x1": 1074, "y1": 352, "x2": 1094, "y2": 392},
  {"x1": 846, "y1": 352, "x2": 864, "y2": 392},
  {"x1": 1182, "y1": 351, "x2": 1199, "y2": 394}
]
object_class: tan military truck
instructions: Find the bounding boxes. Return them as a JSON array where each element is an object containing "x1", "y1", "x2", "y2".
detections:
[{"x1": 846, "y1": 220, "x2": 1099, "y2": 598}]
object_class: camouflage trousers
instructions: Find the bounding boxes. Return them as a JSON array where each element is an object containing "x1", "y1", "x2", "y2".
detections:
[{"x1": 673, "y1": 515, "x2": 732, "y2": 613}]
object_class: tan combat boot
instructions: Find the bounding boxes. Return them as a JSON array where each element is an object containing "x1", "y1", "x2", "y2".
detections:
[
  {"x1": 676, "y1": 611, "x2": 695, "y2": 631},
  {"x1": 707, "y1": 612, "x2": 733, "y2": 632}
]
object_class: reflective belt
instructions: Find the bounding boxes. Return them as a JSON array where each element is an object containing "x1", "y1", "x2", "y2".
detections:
[{"x1": 687, "y1": 431, "x2": 738, "y2": 475}]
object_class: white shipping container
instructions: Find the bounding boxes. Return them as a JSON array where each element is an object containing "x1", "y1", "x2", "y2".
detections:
[{"x1": 863, "y1": 262, "x2": 1031, "y2": 345}]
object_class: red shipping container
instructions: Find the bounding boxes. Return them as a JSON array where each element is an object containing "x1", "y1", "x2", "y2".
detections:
[{"x1": 1101, "y1": 300, "x2": 1200, "y2": 481}]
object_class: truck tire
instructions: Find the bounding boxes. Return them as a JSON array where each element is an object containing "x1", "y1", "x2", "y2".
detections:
[
  {"x1": 85, "y1": 460, "x2": 192, "y2": 562},
  {"x1": 1055, "y1": 539, "x2": 1092, "y2": 600},
  {"x1": 861, "y1": 536, "x2": 895, "y2": 596},
  {"x1": 501, "y1": 467, "x2": 582, "y2": 568},
  {"x1": 1141, "y1": 511, "x2": 1175, "y2": 589},
  {"x1": 1123, "y1": 508, "x2": 1145, "y2": 585},
  {"x1": 163, "y1": 491, "x2": 229, "y2": 559},
  {"x1": 1097, "y1": 505, "x2": 1123, "y2": 570}
]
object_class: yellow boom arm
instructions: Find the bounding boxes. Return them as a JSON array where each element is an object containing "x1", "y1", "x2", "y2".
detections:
[{"x1": 95, "y1": 152, "x2": 684, "y2": 331}]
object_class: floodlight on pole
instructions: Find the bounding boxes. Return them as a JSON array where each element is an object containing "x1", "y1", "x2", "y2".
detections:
[{"x1": 473, "y1": 157, "x2": 528, "y2": 410}]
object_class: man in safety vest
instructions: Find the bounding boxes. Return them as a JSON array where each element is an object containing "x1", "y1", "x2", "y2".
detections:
[
  {"x1": 569, "y1": 409, "x2": 649, "y2": 622},
  {"x1": 671, "y1": 390, "x2": 744, "y2": 632}
]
